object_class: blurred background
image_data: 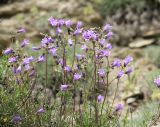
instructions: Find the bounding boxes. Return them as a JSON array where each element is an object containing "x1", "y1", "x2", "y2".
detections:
[{"x1": 0, "y1": 0, "x2": 160, "y2": 111}]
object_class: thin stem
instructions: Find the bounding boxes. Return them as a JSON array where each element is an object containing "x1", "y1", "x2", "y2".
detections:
[
  {"x1": 100, "y1": 57, "x2": 110, "y2": 126},
  {"x1": 93, "y1": 42, "x2": 98, "y2": 125},
  {"x1": 44, "y1": 48, "x2": 48, "y2": 106},
  {"x1": 109, "y1": 79, "x2": 120, "y2": 115},
  {"x1": 100, "y1": 73, "x2": 109, "y2": 116},
  {"x1": 71, "y1": 37, "x2": 77, "y2": 69}
]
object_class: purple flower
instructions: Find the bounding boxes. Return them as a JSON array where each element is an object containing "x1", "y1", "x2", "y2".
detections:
[
  {"x1": 105, "y1": 31, "x2": 113, "y2": 39},
  {"x1": 41, "y1": 37, "x2": 53, "y2": 46},
  {"x1": 99, "y1": 39, "x2": 105, "y2": 46},
  {"x1": 8, "y1": 57, "x2": 17, "y2": 63},
  {"x1": 32, "y1": 47, "x2": 41, "y2": 51},
  {"x1": 3, "y1": 48, "x2": 14, "y2": 55},
  {"x1": 37, "y1": 107, "x2": 45, "y2": 114},
  {"x1": 124, "y1": 56, "x2": 133, "y2": 66},
  {"x1": 60, "y1": 84, "x2": 69, "y2": 91},
  {"x1": 22, "y1": 56, "x2": 34, "y2": 65},
  {"x1": 97, "y1": 95, "x2": 104, "y2": 103},
  {"x1": 76, "y1": 21, "x2": 83, "y2": 29},
  {"x1": 82, "y1": 30, "x2": 97, "y2": 41},
  {"x1": 100, "y1": 49, "x2": 110, "y2": 57},
  {"x1": 81, "y1": 44, "x2": 88, "y2": 51},
  {"x1": 17, "y1": 28, "x2": 26, "y2": 33},
  {"x1": 65, "y1": 20, "x2": 72, "y2": 27},
  {"x1": 117, "y1": 70, "x2": 124, "y2": 79},
  {"x1": 68, "y1": 38, "x2": 73, "y2": 46},
  {"x1": 58, "y1": 59, "x2": 63, "y2": 66},
  {"x1": 56, "y1": 27, "x2": 62, "y2": 34},
  {"x1": 49, "y1": 48, "x2": 57, "y2": 57},
  {"x1": 58, "y1": 19, "x2": 65, "y2": 26},
  {"x1": 29, "y1": 70, "x2": 35, "y2": 77},
  {"x1": 115, "y1": 103, "x2": 123, "y2": 112},
  {"x1": 73, "y1": 29, "x2": 81, "y2": 36},
  {"x1": 16, "y1": 65, "x2": 22, "y2": 74},
  {"x1": 48, "y1": 17, "x2": 58, "y2": 27},
  {"x1": 111, "y1": 59, "x2": 121, "y2": 68},
  {"x1": 21, "y1": 39, "x2": 29, "y2": 48},
  {"x1": 74, "y1": 73, "x2": 82, "y2": 80},
  {"x1": 76, "y1": 54, "x2": 82, "y2": 60},
  {"x1": 103, "y1": 24, "x2": 112, "y2": 32},
  {"x1": 24, "y1": 64, "x2": 30, "y2": 71},
  {"x1": 106, "y1": 43, "x2": 112, "y2": 50},
  {"x1": 125, "y1": 67, "x2": 132, "y2": 74},
  {"x1": 11, "y1": 115, "x2": 22, "y2": 124},
  {"x1": 12, "y1": 66, "x2": 17, "y2": 74},
  {"x1": 37, "y1": 55, "x2": 45, "y2": 63},
  {"x1": 154, "y1": 76, "x2": 160, "y2": 88},
  {"x1": 64, "y1": 66, "x2": 71, "y2": 73},
  {"x1": 98, "y1": 69, "x2": 105, "y2": 78}
]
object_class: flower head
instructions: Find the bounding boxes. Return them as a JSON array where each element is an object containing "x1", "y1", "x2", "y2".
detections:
[
  {"x1": 98, "y1": 69, "x2": 105, "y2": 78},
  {"x1": 24, "y1": 64, "x2": 31, "y2": 71},
  {"x1": 11, "y1": 115, "x2": 22, "y2": 124},
  {"x1": 125, "y1": 67, "x2": 133, "y2": 74},
  {"x1": 82, "y1": 30, "x2": 97, "y2": 41},
  {"x1": 81, "y1": 44, "x2": 88, "y2": 51},
  {"x1": 60, "y1": 84, "x2": 69, "y2": 91},
  {"x1": 12, "y1": 66, "x2": 17, "y2": 74},
  {"x1": 74, "y1": 73, "x2": 82, "y2": 81},
  {"x1": 105, "y1": 31, "x2": 113, "y2": 39},
  {"x1": 106, "y1": 43, "x2": 112, "y2": 50},
  {"x1": 21, "y1": 39, "x2": 29, "y2": 48},
  {"x1": 22, "y1": 56, "x2": 34, "y2": 65},
  {"x1": 32, "y1": 47, "x2": 41, "y2": 51},
  {"x1": 99, "y1": 39, "x2": 105, "y2": 46},
  {"x1": 115, "y1": 103, "x2": 123, "y2": 112},
  {"x1": 49, "y1": 48, "x2": 57, "y2": 57},
  {"x1": 103, "y1": 24, "x2": 112, "y2": 32},
  {"x1": 100, "y1": 49, "x2": 110, "y2": 57},
  {"x1": 29, "y1": 70, "x2": 35, "y2": 77},
  {"x1": 64, "y1": 66, "x2": 71, "y2": 73},
  {"x1": 37, "y1": 107, "x2": 45, "y2": 114},
  {"x1": 48, "y1": 17, "x2": 58, "y2": 27},
  {"x1": 16, "y1": 65, "x2": 22, "y2": 74},
  {"x1": 112, "y1": 59, "x2": 121, "y2": 68},
  {"x1": 41, "y1": 37, "x2": 53, "y2": 46},
  {"x1": 73, "y1": 29, "x2": 81, "y2": 36},
  {"x1": 76, "y1": 54, "x2": 82, "y2": 60},
  {"x1": 97, "y1": 95, "x2": 104, "y2": 103},
  {"x1": 58, "y1": 19, "x2": 65, "y2": 26},
  {"x1": 17, "y1": 28, "x2": 26, "y2": 33},
  {"x1": 56, "y1": 27, "x2": 62, "y2": 34},
  {"x1": 68, "y1": 38, "x2": 73, "y2": 46},
  {"x1": 117, "y1": 70, "x2": 124, "y2": 79},
  {"x1": 58, "y1": 59, "x2": 63, "y2": 66},
  {"x1": 3, "y1": 48, "x2": 14, "y2": 55},
  {"x1": 76, "y1": 21, "x2": 83, "y2": 29},
  {"x1": 65, "y1": 20, "x2": 72, "y2": 27},
  {"x1": 154, "y1": 76, "x2": 160, "y2": 88},
  {"x1": 124, "y1": 56, "x2": 133, "y2": 66},
  {"x1": 8, "y1": 57, "x2": 17, "y2": 63},
  {"x1": 37, "y1": 55, "x2": 45, "y2": 63}
]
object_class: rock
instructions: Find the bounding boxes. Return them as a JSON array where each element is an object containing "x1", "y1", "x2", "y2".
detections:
[
  {"x1": 0, "y1": 0, "x2": 34, "y2": 17},
  {"x1": 142, "y1": 29, "x2": 160, "y2": 38},
  {"x1": 129, "y1": 38, "x2": 155, "y2": 48}
]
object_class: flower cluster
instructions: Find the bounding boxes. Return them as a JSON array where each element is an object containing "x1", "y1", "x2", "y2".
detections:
[{"x1": 2, "y1": 18, "x2": 135, "y2": 125}]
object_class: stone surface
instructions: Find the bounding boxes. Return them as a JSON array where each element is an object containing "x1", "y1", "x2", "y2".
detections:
[{"x1": 129, "y1": 39, "x2": 155, "y2": 48}]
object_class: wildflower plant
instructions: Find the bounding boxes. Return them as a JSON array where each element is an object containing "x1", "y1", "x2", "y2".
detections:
[{"x1": 0, "y1": 18, "x2": 135, "y2": 127}]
